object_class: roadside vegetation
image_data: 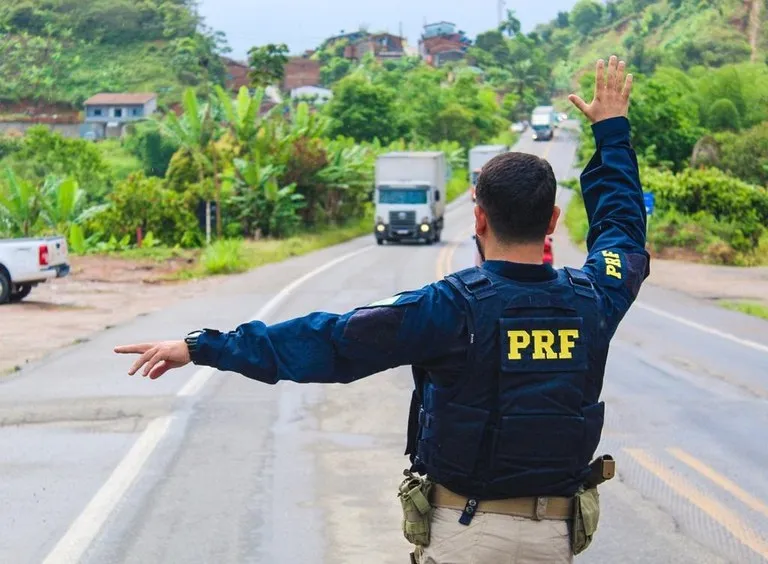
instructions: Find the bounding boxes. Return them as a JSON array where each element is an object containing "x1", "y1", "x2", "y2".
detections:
[
  {"x1": 1, "y1": 0, "x2": 766, "y2": 276},
  {"x1": 720, "y1": 301, "x2": 768, "y2": 321},
  {"x1": 560, "y1": 0, "x2": 768, "y2": 266}
]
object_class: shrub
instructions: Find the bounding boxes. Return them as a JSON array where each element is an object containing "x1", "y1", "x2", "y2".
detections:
[
  {"x1": 200, "y1": 239, "x2": 249, "y2": 275},
  {"x1": 642, "y1": 166, "x2": 768, "y2": 251},
  {"x1": 713, "y1": 123, "x2": 768, "y2": 186},
  {"x1": 87, "y1": 172, "x2": 200, "y2": 247},
  {"x1": 707, "y1": 99, "x2": 740, "y2": 131}
]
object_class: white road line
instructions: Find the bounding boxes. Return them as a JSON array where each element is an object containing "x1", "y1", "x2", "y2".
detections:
[
  {"x1": 42, "y1": 244, "x2": 372, "y2": 564},
  {"x1": 42, "y1": 416, "x2": 174, "y2": 564},
  {"x1": 177, "y1": 245, "x2": 373, "y2": 397},
  {"x1": 636, "y1": 302, "x2": 768, "y2": 355}
]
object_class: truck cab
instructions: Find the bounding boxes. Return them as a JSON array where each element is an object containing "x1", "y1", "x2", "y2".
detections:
[
  {"x1": 374, "y1": 152, "x2": 446, "y2": 245},
  {"x1": 531, "y1": 105, "x2": 557, "y2": 141}
]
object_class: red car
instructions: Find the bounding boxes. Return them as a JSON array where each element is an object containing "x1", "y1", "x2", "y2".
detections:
[{"x1": 543, "y1": 236, "x2": 554, "y2": 265}]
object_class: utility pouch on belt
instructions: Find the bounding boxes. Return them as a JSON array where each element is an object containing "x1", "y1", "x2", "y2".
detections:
[
  {"x1": 398, "y1": 470, "x2": 434, "y2": 547},
  {"x1": 571, "y1": 455, "x2": 615, "y2": 555}
]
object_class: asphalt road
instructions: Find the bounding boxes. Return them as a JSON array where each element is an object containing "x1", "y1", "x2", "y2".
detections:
[{"x1": 2, "y1": 124, "x2": 768, "y2": 564}]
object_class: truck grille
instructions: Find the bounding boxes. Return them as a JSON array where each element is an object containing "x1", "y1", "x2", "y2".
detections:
[{"x1": 389, "y1": 210, "x2": 416, "y2": 231}]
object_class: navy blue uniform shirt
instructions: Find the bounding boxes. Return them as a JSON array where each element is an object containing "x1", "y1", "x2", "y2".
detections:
[{"x1": 195, "y1": 117, "x2": 650, "y2": 384}]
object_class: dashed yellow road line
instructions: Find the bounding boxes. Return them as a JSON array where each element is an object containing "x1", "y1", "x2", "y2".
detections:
[
  {"x1": 668, "y1": 447, "x2": 768, "y2": 520},
  {"x1": 437, "y1": 227, "x2": 475, "y2": 279},
  {"x1": 624, "y1": 448, "x2": 768, "y2": 559}
]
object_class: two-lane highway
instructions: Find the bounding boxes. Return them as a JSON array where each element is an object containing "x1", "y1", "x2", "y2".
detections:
[{"x1": 2, "y1": 124, "x2": 767, "y2": 563}]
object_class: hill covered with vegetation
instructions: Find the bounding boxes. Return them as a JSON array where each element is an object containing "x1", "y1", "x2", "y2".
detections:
[{"x1": 0, "y1": 0, "x2": 228, "y2": 108}]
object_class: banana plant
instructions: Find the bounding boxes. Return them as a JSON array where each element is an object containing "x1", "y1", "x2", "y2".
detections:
[
  {"x1": 0, "y1": 167, "x2": 42, "y2": 237},
  {"x1": 40, "y1": 176, "x2": 106, "y2": 236},
  {"x1": 162, "y1": 88, "x2": 220, "y2": 240},
  {"x1": 214, "y1": 85, "x2": 265, "y2": 154}
]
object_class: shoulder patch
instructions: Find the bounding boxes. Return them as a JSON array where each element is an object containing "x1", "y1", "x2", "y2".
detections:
[
  {"x1": 367, "y1": 295, "x2": 401, "y2": 308},
  {"x1": 362, "y1": 291, "x2": 424, "y2": 309},
  {"x1": 594, "y1": 249, "x2": 626, "y2": 287}
]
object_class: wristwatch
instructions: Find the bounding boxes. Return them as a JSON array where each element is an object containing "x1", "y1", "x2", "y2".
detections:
[{"x1": 184, "y1": 330, "x2": 205, "y2": 362}]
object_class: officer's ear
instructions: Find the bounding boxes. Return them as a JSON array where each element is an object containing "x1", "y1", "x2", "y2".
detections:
[
  {"x1": 546, "y1": 206, "x2": 561, "y2": 235},
  {"x1": 474, "y1": 205, "x2": 489, "y2": 237}
]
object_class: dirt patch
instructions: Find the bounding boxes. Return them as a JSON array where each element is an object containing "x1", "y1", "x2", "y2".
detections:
[
  {"x1": 0, "y1": 254, "x2": 215, "y2": 376},
  {"x1": 648, "y1": 258, "x2": 768, "y2": 307}
]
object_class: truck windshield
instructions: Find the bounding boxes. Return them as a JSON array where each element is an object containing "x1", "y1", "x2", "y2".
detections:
[{"x1": 378, "y1": 187, "x2": 428, "y2": 205}]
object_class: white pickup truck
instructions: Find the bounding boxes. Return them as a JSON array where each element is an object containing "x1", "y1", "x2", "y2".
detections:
[{"x1": 0, "y1": 236, "x2": 70, "y2": 304}]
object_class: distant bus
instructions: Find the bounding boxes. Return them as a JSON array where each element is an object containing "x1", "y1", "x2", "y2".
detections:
[{"x1": 531, "y1": 105, "x2": 557, "y2": 141}]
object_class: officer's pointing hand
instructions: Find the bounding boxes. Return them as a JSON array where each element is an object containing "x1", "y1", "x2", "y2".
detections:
[
  {"x1": 569, "y1": 55, "x2": 633, "y2": 124},
  {"x1": 114, "y1": 340, "x2": 190, "y2": 379}
]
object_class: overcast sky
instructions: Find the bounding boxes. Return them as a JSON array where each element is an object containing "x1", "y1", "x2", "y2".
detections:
[{"x1": 198, "y1": 0, "x2": 583, "y2": 59}]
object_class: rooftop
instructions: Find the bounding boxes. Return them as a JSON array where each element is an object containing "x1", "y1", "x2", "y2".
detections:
[{"x1": 84, "y1": 93, "x2": 157, "y2": 105}]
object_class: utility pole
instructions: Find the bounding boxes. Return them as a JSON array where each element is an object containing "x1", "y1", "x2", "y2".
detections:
[{"x1": 498, "y1": 0, "x2": 506, "y2": 27}]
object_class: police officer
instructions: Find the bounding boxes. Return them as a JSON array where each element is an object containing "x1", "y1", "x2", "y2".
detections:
[{"x1": 116, "y1": 56, "x2": 649, "y2": 563}]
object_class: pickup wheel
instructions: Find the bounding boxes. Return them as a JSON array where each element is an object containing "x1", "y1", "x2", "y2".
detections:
[
  {"x1": 9, "y1": 284, "x2": 31, "y2": 303},
  {"x1": 0, "y1": 270, "x2": 10, "y2": 304}
]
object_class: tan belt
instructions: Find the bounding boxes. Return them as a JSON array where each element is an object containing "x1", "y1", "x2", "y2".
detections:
[{"x1": 431, "y1": 484, "x2": 573, "y2": 521}]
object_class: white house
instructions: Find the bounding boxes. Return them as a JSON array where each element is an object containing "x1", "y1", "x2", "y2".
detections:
[
  {"x1": 290, "y1": 86, "x2": 333, "y2": 105},
  {"x1": 83, "y1": 93, "x2": 157, "y2": 138}
]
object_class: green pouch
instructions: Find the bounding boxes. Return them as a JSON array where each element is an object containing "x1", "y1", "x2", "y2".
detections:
[
  {"x1": 398, "y1": 471, "x2": 434, "y2": 547},
  {"x1": 571, "y1": 487, "x2": 600, "y2": 555}
]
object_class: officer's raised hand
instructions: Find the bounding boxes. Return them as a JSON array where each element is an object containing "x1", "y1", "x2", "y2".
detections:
[{"x1": 569, "y1": 55, "x2": 633, "y2": 124}]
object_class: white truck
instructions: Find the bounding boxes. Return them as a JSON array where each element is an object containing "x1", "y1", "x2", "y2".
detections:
[
  {"x1": 468, "y1": 145, "x2": 508, "y2": 200},
  {"x1": 374, "y1": 152, "x2": 447, "y2": 245},
  {"x1": 0, "y1": 236, "x2": 70, "y2": 304},
  {"x1": 531, "y1": 105, "x2": 558, "y2": 141}
]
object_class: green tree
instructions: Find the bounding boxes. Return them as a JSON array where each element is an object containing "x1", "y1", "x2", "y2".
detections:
[
  {"x1": 707, "y1": 99, "x2": 741, "y2": 131},
  {"x1": 326, "y1": 74, "x2": 403, "y2": 144},
  {"x1": 571, "y1": 0, "x2": 604, "y2": 36},
  {"x1": 10, "y1": 126, "x2": 110, "y2": 200},
  {"x1": 629, "y1": 78, "x2": 704, "y2": 169},
  {"x1": 125, "y1": 122, "x2": 180, "y2": 177},
  {"x1": 715, "y1": 123, "x2": 768, "y2": 185},
  {"x1": 247, "y1": 43, "x2": 289, "y2": 88},
  {"x1": 499, "y1": 9, "x2": 521, "y2": 38}
]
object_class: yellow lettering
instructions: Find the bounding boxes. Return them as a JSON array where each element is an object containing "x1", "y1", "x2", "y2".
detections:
[
  {"x1": 602, "y1": 250, "x2": 623, "y2": 279},
  {"x1": 532, "y1": 330, "x2": 558, "y2": 360},
  {"x1": 507, "y1": 330, "x2": 531, "y2": 360},
  {"x1": 559, "y1": 329, "x2": 580, "y2": 359}
]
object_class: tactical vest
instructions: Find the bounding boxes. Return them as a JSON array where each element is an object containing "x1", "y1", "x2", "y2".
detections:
[{"x1": 405, "y1": 266, "x2": 605, "y2": 500}]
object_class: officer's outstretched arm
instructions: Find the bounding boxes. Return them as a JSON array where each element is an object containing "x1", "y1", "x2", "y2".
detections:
[
  {"x1": 189, "y1": 283, "x2": 466, "y2": 384},
  {"x1": 569, "y1": 56, "x2": 650, "y2": 337}
]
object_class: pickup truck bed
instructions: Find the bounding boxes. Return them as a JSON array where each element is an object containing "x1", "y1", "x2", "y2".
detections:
[{"x1": 0, "y1": 236, "x2": 70, "y2": 304}]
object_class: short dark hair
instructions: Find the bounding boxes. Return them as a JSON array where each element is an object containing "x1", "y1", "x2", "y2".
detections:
[{"x1": 475, "y1": 152, "x2": 557, "y2": 243}]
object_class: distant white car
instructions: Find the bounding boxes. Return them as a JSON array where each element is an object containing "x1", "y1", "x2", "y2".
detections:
[
  {"x1": 0, "y1": 236, "x2": 70, "y2": 303},
  {"x1": 511, "y1": 122, "x2": 527, "y2": 133}
]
